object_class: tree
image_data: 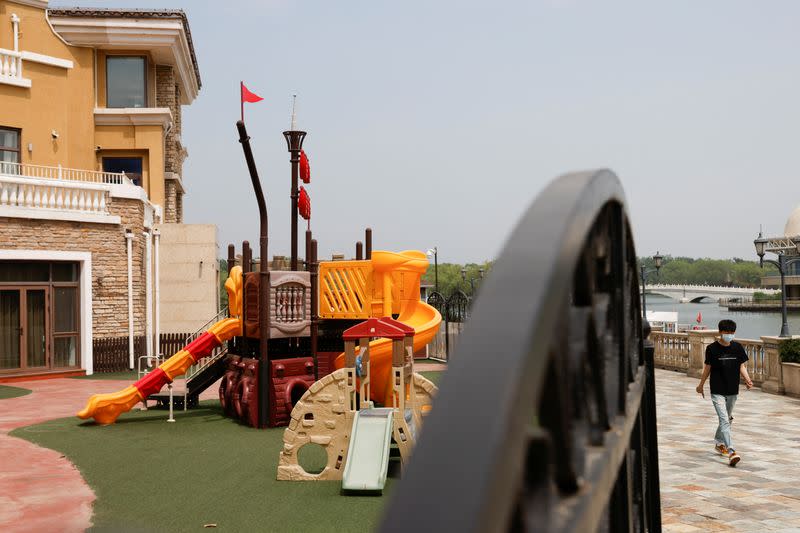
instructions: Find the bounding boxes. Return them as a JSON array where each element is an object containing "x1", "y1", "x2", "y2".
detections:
[
  {"x1": 637, "y1": 255, "x2": 777, "y2": 287},
  {"x1": 422, "y1": 261, "x2": 493, "y2": 296},
  {"x1": 219, "y1": 259, "x2": 228, "y2": 310}
]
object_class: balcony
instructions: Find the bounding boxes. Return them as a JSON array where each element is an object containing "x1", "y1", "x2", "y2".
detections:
[
  {"x1": 0, "y1": 162, "x2": 139, "y2": 224},
  {"x1": 0, "y1": 48, "x2": 30, "y2": 88}
]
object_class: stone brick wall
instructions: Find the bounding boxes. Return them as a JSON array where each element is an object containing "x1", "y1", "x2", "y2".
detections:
[
  {"x1": 0, "y1": 197, "x2": 148, "y2": 338},
  {"x1": 156, "y1": 65, "x2": 186, "y2": 225},
  {"x1": 176, "y1": 190, "x2": 183, "y2": 223},
  {"x1": 164, "y1": 179, "x2": 177, "y2": 224},
  {"x1": 156, "y1": 65, "x2": 178, "y2": 174}
]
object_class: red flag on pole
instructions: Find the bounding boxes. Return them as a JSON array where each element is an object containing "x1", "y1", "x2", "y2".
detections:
[
  {"x1": 696, "y1": 311, "x2": 702, "y2": 324},
  {"x1": 299, "y1": 186, "x2": 311, "y2": 220},
  {"x1": 300, "y1": 150, "x2": 311, "y2": 183},
  {"x1": 240, "y1": 81, "x2": 263, "y2": 122}
]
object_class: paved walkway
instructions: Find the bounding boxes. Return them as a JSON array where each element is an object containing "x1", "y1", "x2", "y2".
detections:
[
  {"x1": 0, "y1": 378, "x2": 131, "y2": 533},
  {"x1": 657, "y1": 368, "x2": 800, "y2": 532}
]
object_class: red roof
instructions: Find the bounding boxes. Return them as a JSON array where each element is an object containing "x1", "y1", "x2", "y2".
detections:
[{"x1": 342, "y1": 317, "x2": 415, "y2": 341}]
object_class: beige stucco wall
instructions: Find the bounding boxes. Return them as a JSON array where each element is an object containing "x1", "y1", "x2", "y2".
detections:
[
  {"x1": 157, "y1": 223, "x2": 219, "y2": 333},
  {"x1": 0, "y1": 1, "x2": 172, "y2": 209},
  {"x1": 0, "y1": 1, "x2": 95, "y2": 171}
]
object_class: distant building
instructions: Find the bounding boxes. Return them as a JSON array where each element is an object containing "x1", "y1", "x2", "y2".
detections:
[
  {"x1": 760, "y1": 204, "x2": 800, "y2": 299},
  {"x1": 0, "y1": 1, "x2": 216, "y2": 379}
]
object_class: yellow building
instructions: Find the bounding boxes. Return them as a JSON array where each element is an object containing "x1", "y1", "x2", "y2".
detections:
[{"x1": 0, "y1": 1, "x2": 217, "y2": 379}]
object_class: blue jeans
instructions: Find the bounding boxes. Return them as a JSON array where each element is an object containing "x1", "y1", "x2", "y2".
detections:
[{"x1": 711, "y1": 394, "x2": 737, "y2": 451}]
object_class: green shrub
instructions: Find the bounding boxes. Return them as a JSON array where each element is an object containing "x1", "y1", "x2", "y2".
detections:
[
  {"x1": 754, "y1": 291, "x2": 781, "y2": 302},
  {"x1": 779, "y1": 339, "x2": 800, "y2": 364}
]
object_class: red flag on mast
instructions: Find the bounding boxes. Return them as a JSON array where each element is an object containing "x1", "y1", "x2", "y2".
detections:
[{"x1": 240, "y1": 82, "x2": 263, "y2": 122}]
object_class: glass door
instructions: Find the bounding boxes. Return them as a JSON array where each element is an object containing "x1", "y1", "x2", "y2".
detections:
[
  {"x1": 25, "y1": 289, "x2": 47, "y2": 368},
  {"x1": 0, "y1": 287, "x2": 48, "y2": 371},
  {"x1": 0, "y1": 289, "x2": 21, "y2": 369}
]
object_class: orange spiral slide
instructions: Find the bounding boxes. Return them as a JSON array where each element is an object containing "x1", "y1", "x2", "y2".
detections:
[{"x1": 333, "y1": 250, "x2": 442, "y2": 406}]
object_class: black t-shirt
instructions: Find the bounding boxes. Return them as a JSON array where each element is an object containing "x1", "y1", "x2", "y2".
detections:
[{"x1": 704, "y1": 341, "x2": 748, "y2": 396}]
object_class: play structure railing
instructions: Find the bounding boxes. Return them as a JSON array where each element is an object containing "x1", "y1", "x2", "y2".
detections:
[
  {"x1": 318, "y1": 260, "x2": 373, "y2": 319},
  {"x1": 381, "y1": 170, "x2": 662, "y2": 532},
  {"x1": 185, "y1": 306, "x2": 230, "y2": 384}
]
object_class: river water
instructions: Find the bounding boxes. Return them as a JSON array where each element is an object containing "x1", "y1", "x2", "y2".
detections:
[{"x1": 646, "y1": 295, "x2": 800, "y2": 339}]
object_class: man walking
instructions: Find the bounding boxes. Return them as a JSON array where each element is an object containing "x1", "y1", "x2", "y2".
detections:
[{"x1": 696, "y1": 319, "x2": 753, "y2": 466}]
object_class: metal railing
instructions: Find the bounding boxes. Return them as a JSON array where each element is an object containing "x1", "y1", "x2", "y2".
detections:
[
  {"x1": 185, "y1": 306, "x2": 230, "y2": 384},
  {"x1": 0, "y1": 161, "x2": 131, "y2": 185},
  {"x1": 382, "y1": 170, "x2": 661, "y2": 532}
]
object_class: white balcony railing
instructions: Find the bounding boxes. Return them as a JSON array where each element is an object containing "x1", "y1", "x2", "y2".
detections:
[
  {"x1": 0, "y1": 48, "x2": 29, "y2": 87},
  {"x1": 0, "y1": 175, "x2": 109, "y2": 214},
  {"x1": 0, "y1": 161, "x2": 131, "y2": 185}
]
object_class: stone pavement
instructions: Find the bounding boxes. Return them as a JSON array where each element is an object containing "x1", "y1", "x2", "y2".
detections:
[
  {"x1": 0, "y1": 378, "x2": 131, "y2": 533},
  {"x1": 656, "y1": 368, "x2": 800, "y2": 532}
]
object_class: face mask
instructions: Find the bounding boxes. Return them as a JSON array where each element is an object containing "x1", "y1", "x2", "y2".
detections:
[{"x1": 721, "y1": 334, "x2": 735, "y2": 343}]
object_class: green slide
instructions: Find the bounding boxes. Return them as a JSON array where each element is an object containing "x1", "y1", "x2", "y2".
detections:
[{"x1": 342, "y1": 408, "x2": 394, "y2": 493}]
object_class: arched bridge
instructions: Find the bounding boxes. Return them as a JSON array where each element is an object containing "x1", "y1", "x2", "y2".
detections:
[{"x1": 643, "y1": 284, "x2": 779, "y2": 303}]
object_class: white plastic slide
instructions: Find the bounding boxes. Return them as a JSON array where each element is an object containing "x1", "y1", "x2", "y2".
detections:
[{"x1": 342, "y1": 408, "x2": 394, "y2": 492}]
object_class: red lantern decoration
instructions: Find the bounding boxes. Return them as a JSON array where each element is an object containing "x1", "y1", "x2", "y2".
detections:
[
  {"x1": 299, "y1": 186, "x2": 311, "y2": 220},
  {"x1": 300, "y1": 150, "x2": 311, "y2": 183}
]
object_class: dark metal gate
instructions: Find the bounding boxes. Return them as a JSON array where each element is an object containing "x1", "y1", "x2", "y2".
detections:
[
  {"x1": 382, "y1": 170, "x2": 661, "y2": 532},
  {"x1": 427, "y1": 290, "x2": 471, "y2": 362},
  {"x1": 426, "y1": 291, "x2": 447, "y2": 361}
]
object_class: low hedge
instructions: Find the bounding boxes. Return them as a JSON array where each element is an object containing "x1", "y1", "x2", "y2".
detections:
[{"x1": 779, "y1": 338, "x2": 800, "y2": 364}]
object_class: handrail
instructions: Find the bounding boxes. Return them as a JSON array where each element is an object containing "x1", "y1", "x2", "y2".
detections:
[
  {"x1": 381, "y1": 170, "x2": 660, "y2": 532},
  {"x1": 0, "y1": 161, "x2": 131, "y2": 185},
  {"x1": 185, "y1": 306, "x2": 229, "y2": 346},
  {"x1": 185, "y1": 307, "x2": 230, "y2": 384}
]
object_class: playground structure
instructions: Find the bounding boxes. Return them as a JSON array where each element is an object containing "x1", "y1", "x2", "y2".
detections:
[
  {"x1": 76, "y1": 118, "x2": 442, "y2": 480},
  {"x1": 277, "y1": 316, "x2": 437, "y2": 491}
]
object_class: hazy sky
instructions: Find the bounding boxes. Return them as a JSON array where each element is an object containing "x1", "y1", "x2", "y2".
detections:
[{"x1": 53, "y1": 0, "x2": 800, "y2": 263}]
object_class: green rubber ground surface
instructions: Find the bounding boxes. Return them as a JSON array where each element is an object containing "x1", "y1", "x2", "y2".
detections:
[
  {"x1": 12, "y1": 369, "x2": 446, "y2": 533},
  {"x1": 0, "y1": 384, "x2": 32, "y2": 399}
]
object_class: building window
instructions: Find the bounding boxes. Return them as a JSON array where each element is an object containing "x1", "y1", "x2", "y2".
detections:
[
  {"x1": 106, "y1": 56, "x2": 147, "y2": 108},
  {"x1": 103, "y1": 157, "x2": 143, "y2": 187},
  {"x1": 0, "y1": 127, "x2": 20, "y2": 174}
]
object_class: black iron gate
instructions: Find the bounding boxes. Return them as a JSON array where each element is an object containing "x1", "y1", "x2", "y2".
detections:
[
  {"x1": 427, "y1": 289, "x2": 471, "y2": 362},
  {"x1": 426, "y1": 291, "x2": 447, "y2": 361},
  {"x1": 382, "y1": 170, "x2": 661, "y2": 532}
]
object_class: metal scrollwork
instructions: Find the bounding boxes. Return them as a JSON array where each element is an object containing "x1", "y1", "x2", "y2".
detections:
[{"x1": 382, "y1": 170, "x2": 661, "y2": 533}]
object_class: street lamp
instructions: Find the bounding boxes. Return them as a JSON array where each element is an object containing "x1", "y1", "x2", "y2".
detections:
[
  {"x1": 461, "y1": 267, "x2": 485, "y2": 296},
  {"x1": 641, "y1": 251, "x2": 663, "y2": 328},
  {"x1": 754, "y1": 231, "x2": 800, "y2": 337},
  {"x1": 426, "y1": 247, "x2": 439, "y2": 293}
]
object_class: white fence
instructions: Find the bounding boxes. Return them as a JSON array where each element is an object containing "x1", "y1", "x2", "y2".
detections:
[
  {"x1": 0, "y1": 175, "x2": 111, "y2": 217},
  {"x1": 0, "y1": 161, "x2": 131, "y2": 185}
]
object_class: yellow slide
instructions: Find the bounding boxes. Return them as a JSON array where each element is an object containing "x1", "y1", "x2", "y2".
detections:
[{"x1": 333, "y1": 250, "x2": 442, "y2": 406}]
